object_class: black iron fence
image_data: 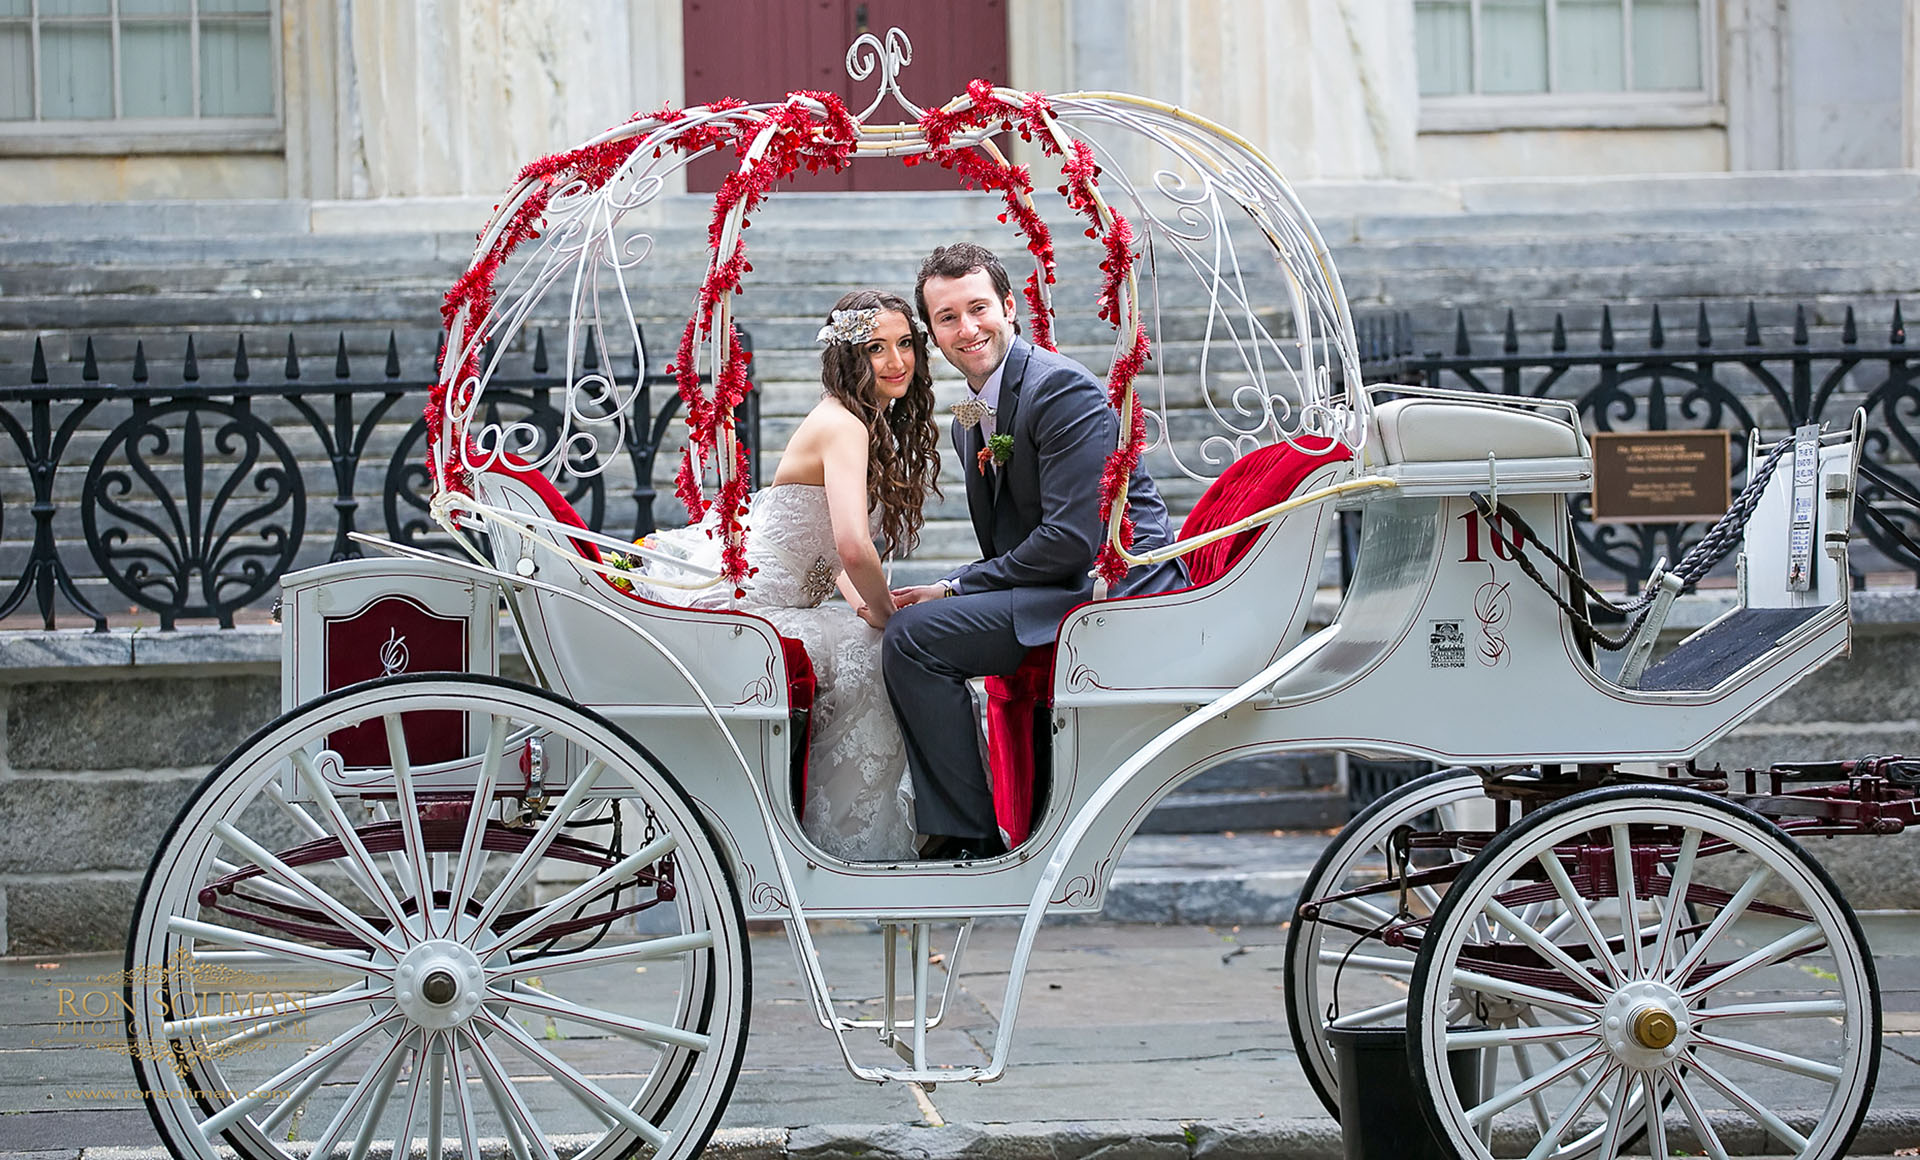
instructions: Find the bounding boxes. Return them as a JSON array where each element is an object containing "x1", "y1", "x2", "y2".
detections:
[
  {"x1": 0, "y1": 329, "x2": 757, "y2": 631},
  {"x1": 1359, "y1": 301, "x2": 1920, "y2": 590}
]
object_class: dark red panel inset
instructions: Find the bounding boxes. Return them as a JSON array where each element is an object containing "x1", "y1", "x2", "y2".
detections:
[{"x1": 323, "y1": 597, "x2": 469, "y2": 768}]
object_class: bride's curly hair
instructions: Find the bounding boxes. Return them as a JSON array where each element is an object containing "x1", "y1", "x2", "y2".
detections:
[{"x1": 818, "y1": 289, "x2": 941, "y2": 558}]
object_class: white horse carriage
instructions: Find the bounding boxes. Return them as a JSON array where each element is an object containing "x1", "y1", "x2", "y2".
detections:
[{"x1": 125, "y1": 33, "x2": 1902, "y2": 1160}]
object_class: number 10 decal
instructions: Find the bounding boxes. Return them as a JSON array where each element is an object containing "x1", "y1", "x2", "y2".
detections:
[{"x1": 1459, "y1": 509, "x2": 1525, "y2": 563}]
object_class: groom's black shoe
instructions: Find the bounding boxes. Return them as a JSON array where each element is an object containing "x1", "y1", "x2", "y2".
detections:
[{"x1": 917, "y1": 833, "x2": 1009, "y2": 862}]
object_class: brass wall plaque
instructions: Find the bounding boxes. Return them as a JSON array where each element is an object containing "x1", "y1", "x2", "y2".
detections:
[{"x1": 1590, "y1": 430, "x2": 1732, "y2": 523}]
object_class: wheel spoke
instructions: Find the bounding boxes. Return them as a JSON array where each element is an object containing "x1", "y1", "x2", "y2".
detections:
[
  {"x1": 468, "y1": 1028, "x2": 539, "y2": 1160},
  {"x1": 1593, "y1": 1069, "x2": 1635, "y2": 1160},
  {"x1": 1667, "y1": 865, "x2": 1770, "y2": 984},
  {"x1": 1692, "y1": 998, "x2": 1849, "y2": 1023},
  {"x1": 1683, "y1": 923, "x2": 1825, "y2": 999},
  {"x1": 391, "y1": 1030, "x2": 436, "y2": 1160},
  {"x1": 493, "y1": 982, "x2": 711, "y2": 1052},
  {"x1": 163, "y1": 978, "x2": 388, "y2": 1039},
  {"x1": 1446, "y1": 1020, "x2": 1599, "y2": 1050},
  {"x1": 1329, "y1": 996, "x2": 1408, "y2": 1028},
  {"x1": 307, "y1": 1027, "x2": 412, "y2": 1160},
  {"x1": 1449, "y1": 966, "x2": 1601, "y2": 1018},
  {"x1": 1537, "y1": 853, "x2": 1624, "y2": 987},
  {"x1": 200, "y1": 1011, "x2": 396, "y2": 1137},
  {"x1": 467, "y1": 1025, "x2": 561, "y2": 1160},
  {"x1": 489, "y1": 929, "x2": 714, "y2": 980},
  {"x1": 479, "y1": 1012, "x2": 667, "y2": 1147},
  {"x1": 1690, "y1": 1030, "x2": 1843, "y2": 1081},
  {"x1": 1465, "y1": 1041, "x2": 1605, "y2": 1127},
  {"x1": 1684, "y1": 1052, "x2": 1810, "y2": 1152},
  {"x1": 168, "y1": 915, "x2": 391, "y2": 977},
  {"x1": 1523, "y1": 1056, "x2": 1618, "y2": 1160},
  {"x1": 381, "y1": 715, "x2": 440, "y2": 941},
  {"x1": 1666, "y1": 1061, "x2": 1733, "y2": 1160},
  {"x1": 1643, "y1": 1069, "x2": 1669, "y2": 1160},
  {"x1": 211, "y1": 821, "x2": 402, "y2": 956},
  {"x1": 478, "y1": 832, "x2": 677, "y2": 957},
  {"x1": 1508, "y1": 1042, "x2": 1554, "y2": 1137},
  {"x1": 468, "y1": 758, "x2": 607, "y2": 936},
  {"x1": 1482, "y1": 897, "x2": 1610, "y2": 1003},
  {"x1": 1610, "y1": 824, "x2": 1642, "y2": 979},
  {"x1": 348, "y1": 1033, "x2": 416, "y2": 1160},
  {"x1": 1649, "y1": 829, "x2": 1701, "y2": 977},
  {"x1": 294, "y1": 748, "x2": 424, "y2": 944},
  {"x1": 445, "y1": 1030, "x2": 485, "y2": 1160},
  {"x1": 445, "y1": 713, "x2": 512, "y2": 937}
]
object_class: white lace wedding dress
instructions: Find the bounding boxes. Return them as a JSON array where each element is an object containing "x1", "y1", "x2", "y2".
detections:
[{"x1": 644, "y1": 484, "x2": 916, "y2": 862}]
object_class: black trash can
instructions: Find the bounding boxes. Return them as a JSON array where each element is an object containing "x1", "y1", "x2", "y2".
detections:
[{"x1": 1327, "y1": 1024, "x2": 1480, "y2": 1160}]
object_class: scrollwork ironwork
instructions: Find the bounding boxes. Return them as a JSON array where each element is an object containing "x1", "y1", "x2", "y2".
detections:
[{"x1": 82, "y1": 399, "x2": 305, "y2": 629}]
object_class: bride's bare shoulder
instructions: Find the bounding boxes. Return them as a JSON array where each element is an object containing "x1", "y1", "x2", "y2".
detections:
[{"x1": 796, "y1": 395, "x2": 867, "y2": 440}]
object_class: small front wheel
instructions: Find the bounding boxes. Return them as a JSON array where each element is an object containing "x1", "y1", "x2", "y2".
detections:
[{"x1": 126, "y1": 674, "x2": 751, "y2": 1160}]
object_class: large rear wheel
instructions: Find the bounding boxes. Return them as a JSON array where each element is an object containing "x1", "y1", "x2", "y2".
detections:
[{"x1": 126, "y1": 674, "x2": 751, "y2": 1160}]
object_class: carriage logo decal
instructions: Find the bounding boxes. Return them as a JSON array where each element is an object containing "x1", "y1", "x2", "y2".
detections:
[{"x1": 378, "y1": 627, "x2": 410, "y2": 677}]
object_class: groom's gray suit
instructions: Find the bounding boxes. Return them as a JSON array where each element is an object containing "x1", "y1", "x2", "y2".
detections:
[{"x1": 881, "y1": 337, "x2": 1187, "y2": 843}]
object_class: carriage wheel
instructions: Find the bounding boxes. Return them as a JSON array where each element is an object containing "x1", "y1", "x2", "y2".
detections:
[
  {"x1": 125, "y1": 674, "x2": 751, "y2": 1160},
  {"x1": 1407, "y1": 786, "x2": 1878, "y2": 1160},
  {"x1": 1284, "y1": 765, "x2": 1486, "y2": 1116}
]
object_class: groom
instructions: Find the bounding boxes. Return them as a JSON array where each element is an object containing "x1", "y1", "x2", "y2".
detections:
[{"x1": 883, "y1": 243, "x2": 1187, "y2": 860}]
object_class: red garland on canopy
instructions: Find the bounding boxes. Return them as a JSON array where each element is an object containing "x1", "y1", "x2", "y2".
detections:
[
  {"x1": 433, "y1": 80, "x2": 1149, "y2": 587},
  {"x1": 919, "y1": 81, "x2": 1151, "y2": 584}
]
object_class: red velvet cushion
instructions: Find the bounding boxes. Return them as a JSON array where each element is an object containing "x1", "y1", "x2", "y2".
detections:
[
  {"x1": 1177, "y1": 436, "x2": 1352, "y2": 587},
  {"x1": 986, "y1": 646, "x2": 1054, "y2": 849}
]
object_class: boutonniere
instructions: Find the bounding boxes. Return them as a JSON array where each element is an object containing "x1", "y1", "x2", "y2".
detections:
[{"x1": 978, "y1": 433, "x2": 1014, "y2": 472}]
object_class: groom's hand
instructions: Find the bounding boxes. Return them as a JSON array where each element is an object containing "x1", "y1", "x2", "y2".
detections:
[{"x1": 891, "y1": 584, "x2": 948, "y2": 607}]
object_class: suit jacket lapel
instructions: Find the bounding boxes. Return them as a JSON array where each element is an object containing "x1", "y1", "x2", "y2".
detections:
[{"x1": 989, "y1": 340, "x2": 1030, "y2": 503}]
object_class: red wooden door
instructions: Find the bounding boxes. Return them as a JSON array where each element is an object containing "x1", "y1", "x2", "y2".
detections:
[{"x1": 682, "y1": 0, "x2": 1009, "y2": 193}]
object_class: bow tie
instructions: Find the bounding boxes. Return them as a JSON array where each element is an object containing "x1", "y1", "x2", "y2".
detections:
[{"x1": 951, "y1": 397, "x2": 995, "y2": 430}]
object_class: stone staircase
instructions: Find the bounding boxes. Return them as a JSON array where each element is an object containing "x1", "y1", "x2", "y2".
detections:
[{"x1": 6, "y1": 173, "x2": 1920, "y2": 830}]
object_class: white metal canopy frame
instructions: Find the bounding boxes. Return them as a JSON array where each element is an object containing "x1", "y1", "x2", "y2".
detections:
[{"x1": 427, "y1": 26, "x2": 1369, "y2": 589}]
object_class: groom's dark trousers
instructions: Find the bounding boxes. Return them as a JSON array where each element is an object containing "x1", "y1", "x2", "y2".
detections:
[{"x1": 882, "y1": 339, "x2": 1185, "y2": 842}]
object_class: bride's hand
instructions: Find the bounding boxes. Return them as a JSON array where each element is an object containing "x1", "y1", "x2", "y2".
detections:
[{"x1": 855, "y1": 602, "x2": 889, "y2": 629}]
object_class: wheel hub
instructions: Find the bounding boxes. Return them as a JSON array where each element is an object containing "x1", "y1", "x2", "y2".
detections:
[
  {"x1": 1601, "y1": 979, "x2": 1689, "y2": 1069},
  {"x1": 393, "y1": 939, "x2": 487, "y2": 1029}
]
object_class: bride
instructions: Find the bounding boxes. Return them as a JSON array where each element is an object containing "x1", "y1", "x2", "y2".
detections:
[{"x1": 642, "y1": 289, "x2": 939, "y2": 861}]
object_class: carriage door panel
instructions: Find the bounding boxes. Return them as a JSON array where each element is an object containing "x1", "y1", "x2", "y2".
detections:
[
  {"x1": 280, "y1": 558, "x2": 500, "y2": 768},
  {"x1": 681, "y1": 0, "x2": 1008, "y2": 193}
]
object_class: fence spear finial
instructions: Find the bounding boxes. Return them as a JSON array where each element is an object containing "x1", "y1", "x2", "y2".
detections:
[
  {"x1": 133, "y1": 340, "x2": 148, "y2": 383},
  {"x1": 285, "y1": 334, "x2": 301, "y2": 380},
  {"x1": 583, "y1": 327, "x2": 601, "y2": 372},
  {"x1": 1551, "y1": 313, "x2": 1567, "y2": 352},
  {"x1": 533, "y1": 328, "x2": 549, "y2": 375},
  {"x1": 1600, "y1": 305, "x2": 1615, "y2": 352},
  {"x1": 234, "y1": 333, "x2": 250, "y2": 381},
  {"x1": 1453, "y1": 310, "x2": 1471, "y2": 356},
  {"x1": 1744, "y1": 302, "x2": 1761, "y2": 345},
  {"x1": 184, "y1": 335, "x2": 199, "y2": 381},
  {"x1": 1503, "y1": 308, "x2": 1518, "y2": 354},
  {"x1": 335, "y1": 333, "x2": 351, "y2": 379},
  {"x1": 1892, "y1": 302, "x2": 1906, "y2": 345},
  {"x1": 385, "y1": 331, "x2": 401, "y2": 379},
  {"x1": 1696, "y1": 303, "x2": 1712, "y2": 348},
  {"x1": 1649, "y1": 304, "x2": 1664, "y2": 349},
  {"x1": 82, "y1": 337, "x2": 98, "y2": 382},
  {"x1": 1793, "y1": 304, "x2": 1809, "y2": 345},
  {"x1": 30, "y1": 336, "x2": 47, "y2": 383},
  {"x1": 1843, "y1": 305, "x2": 1858, "y2": 345}
]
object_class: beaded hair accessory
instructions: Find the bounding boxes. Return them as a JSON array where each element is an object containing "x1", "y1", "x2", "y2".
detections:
[{"x1": 816, "y1": 307, "x2": 881, "y2": 346}]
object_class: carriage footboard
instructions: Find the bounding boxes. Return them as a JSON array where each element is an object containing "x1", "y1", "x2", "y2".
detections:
[{"x1": 1634, "y1": 604, "x2": 1828, "y2": 692}]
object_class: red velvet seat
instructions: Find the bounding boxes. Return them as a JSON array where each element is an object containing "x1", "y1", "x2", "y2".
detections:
[
  {"x1": 982, "y1": 437, "x2": 1353, "y2": 848},
  {"x1": 478, "y1": 459, "x2": 817, "y2": 803}
]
